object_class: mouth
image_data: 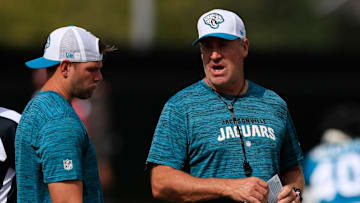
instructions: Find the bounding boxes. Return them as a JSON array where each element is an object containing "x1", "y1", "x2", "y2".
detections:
[
  {"x1": 90, "y1": 84, "x2": 97, "y2": 90},
  {"x1": 211, "y1": 65, "x2": 225, "y2": 74},
  {"x1": 213, "y1": 65, "x2": 224, "y2": 70}
]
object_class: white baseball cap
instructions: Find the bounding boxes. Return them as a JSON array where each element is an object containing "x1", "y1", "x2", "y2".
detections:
[
  {"x1": 26, "y1": 25, "x2": 103, "y2": 69},
  {"x1": 193, "y1": 9, "x2": 246, "y2": 45}
]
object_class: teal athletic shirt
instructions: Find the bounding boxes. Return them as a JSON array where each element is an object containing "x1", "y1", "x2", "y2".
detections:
[
  {"x1": 15, "y1": 91, "x2": 103, "y2": 203},
  {"x1": 147, "y1": 80, "x2": 303, "y2": 188}
]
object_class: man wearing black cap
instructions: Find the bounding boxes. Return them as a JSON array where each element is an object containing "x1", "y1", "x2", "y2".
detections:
[
  {"x1": 15, "y1": 25, "x2": 113, "y2": 203},
  {"x1": 146, "y1": 9, "x2": 304, "y2": 203}
]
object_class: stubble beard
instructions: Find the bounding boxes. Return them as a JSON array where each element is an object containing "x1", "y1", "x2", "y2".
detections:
[{"x1": 73, "y1": 86, "x2": 94, "y2": 100}]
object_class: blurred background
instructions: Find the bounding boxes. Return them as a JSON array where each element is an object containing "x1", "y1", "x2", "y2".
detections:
[{"x1": 1, "y1": 0, "x2": 360, "y2": 202}]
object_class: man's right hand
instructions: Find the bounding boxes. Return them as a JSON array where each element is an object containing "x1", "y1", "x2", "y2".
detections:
[
  {"x1": 151, "y1": 165, "x2": 269, "y2": 203},
  {"x1": 223, "y1": 177, "x2": 269, "y2": 203}
]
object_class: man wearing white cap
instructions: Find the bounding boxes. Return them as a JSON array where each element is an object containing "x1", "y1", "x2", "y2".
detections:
[
  {"x1": 15, "y1": 25, "x2": 113, "y2": 202},
  {"x1": 146, "y1": 9, "x2": 304, "y2": 203}
]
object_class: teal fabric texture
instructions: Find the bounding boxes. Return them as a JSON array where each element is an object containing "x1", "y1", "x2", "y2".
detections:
[
  {"x1": 147, "y1": 80, "x2": 303, "y2": 181},
  {"x1": 15, "y1": 91, "x2": 103, "y2": 202}
]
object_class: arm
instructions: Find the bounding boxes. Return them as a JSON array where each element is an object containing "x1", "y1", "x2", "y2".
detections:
[
  {"x1": 39, "y1": 118, "x2": 85, "y2": 202},
  {"x1": 48, "y1": 180, "x2": 83, "y2": 203},
  {"x1": 151, "y1": 164, "x2": 269, "y2": 203},
  {"x1": 281, "y1": 165, "x2": 304, "y2": 191},
  {"x1": 278, "y1": 165, "x2": 305, "y2": 203}
]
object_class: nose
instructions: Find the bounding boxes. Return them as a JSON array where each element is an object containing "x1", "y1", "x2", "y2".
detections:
[
  {"x1": 94, "y1": 70, "x2": 103, "y2": 82},
  {"x1": 209, "y1": 49, "x2": 222, "y2": 62}
]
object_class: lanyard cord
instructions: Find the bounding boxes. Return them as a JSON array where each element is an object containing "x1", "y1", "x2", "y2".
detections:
[{"x1": 212, "y1": 89, "x2": 253, "y2": 177}]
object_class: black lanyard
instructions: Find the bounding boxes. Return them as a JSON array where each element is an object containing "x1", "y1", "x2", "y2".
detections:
[{"x1": 212, "y1": 89, "x2": 253, "y2": 177}]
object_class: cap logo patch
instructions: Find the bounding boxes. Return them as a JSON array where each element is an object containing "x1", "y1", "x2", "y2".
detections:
[
  {"x1": 63, "y1": 159, "x2": 73, "y2": 171},
  {"x1": 203, "y1": 13, "x2": 224, "y2": 29},
  {"x1": 44, "y1": 36, "x2": 50, "y2": 51},
  {"x1": 240, "y1": 31, "x2": 245, "y2": 37},
  {"x1": 66, "y1": 52, "x2": 74, "y2": 59}
]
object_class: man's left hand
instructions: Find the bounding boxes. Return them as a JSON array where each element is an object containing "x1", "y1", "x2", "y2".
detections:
[{"x1": 277, "y1": 185, "x2": 299, "y2": 203}]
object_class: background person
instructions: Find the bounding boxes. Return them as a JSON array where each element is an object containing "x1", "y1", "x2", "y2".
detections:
[
  {"x1": 0, "y1": 107, "x2": 21, "y2": 203},
  {"x1": 303, "y1": 102, "x2": 360, "y2": 203},
  {"x1": 146, "y1": 9, "x2": 304, "y2": 203}
]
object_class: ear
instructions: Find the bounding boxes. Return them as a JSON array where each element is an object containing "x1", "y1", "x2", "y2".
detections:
[
  {"x1": 59, "y1": 60, "x2": 71, "y2": 78},
  {"x1": 241, "y1": 38, "x2": 249, "y2": 58}
]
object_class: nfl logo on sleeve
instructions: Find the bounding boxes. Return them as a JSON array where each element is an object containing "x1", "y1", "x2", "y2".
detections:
[{"x1": 63, "y1": 159, "x2": 73, "y2": 171}]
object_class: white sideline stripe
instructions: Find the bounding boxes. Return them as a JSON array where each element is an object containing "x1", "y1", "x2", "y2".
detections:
[
  {"x1": 0, "y1": 140, "x2": 6, "y2": 162},
  {"x1": 0, "y1": 108, "x2": 21, "y2": 123},
  {"x1": 0, "y1": 168, "x2": 15, "y2": 203}
]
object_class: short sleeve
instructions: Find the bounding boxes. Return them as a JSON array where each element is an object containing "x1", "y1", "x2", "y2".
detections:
[
  {"x1": 280, "y1": 110, "x2": 304, "y2": 172},
  {"x1": 37, "y1": 117, "x2": 84, "y2": 183},
  {"x1": 146, "y1": 100, "x2": 188, "y2": 170}
]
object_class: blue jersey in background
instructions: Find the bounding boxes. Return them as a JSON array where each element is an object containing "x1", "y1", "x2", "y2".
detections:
[{"x1": 303, "y1": 139, "x2": 360, "y2": 203}]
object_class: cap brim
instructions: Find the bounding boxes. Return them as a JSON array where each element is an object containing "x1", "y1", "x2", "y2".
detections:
[
  {"x1": 192, "y1": 33, "x2": 239, "y2": 46},
  {"x1": 25, "y1": 57, "x2": 60, "y2": 69}
]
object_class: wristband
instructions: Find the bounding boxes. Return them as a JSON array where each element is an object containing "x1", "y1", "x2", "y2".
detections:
[{"x1": 293, "y1": 187, "x2": 303, "y2": 202}]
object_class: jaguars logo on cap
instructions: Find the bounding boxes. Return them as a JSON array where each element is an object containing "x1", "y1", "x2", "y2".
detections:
[{"x1": 203, "y1": 13, "x2": 224, "y2": 29}]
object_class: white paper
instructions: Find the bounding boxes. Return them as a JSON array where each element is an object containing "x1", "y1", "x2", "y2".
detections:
[{"x1": 267, "y1": 174, "x2": 283, "y2": 203}]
